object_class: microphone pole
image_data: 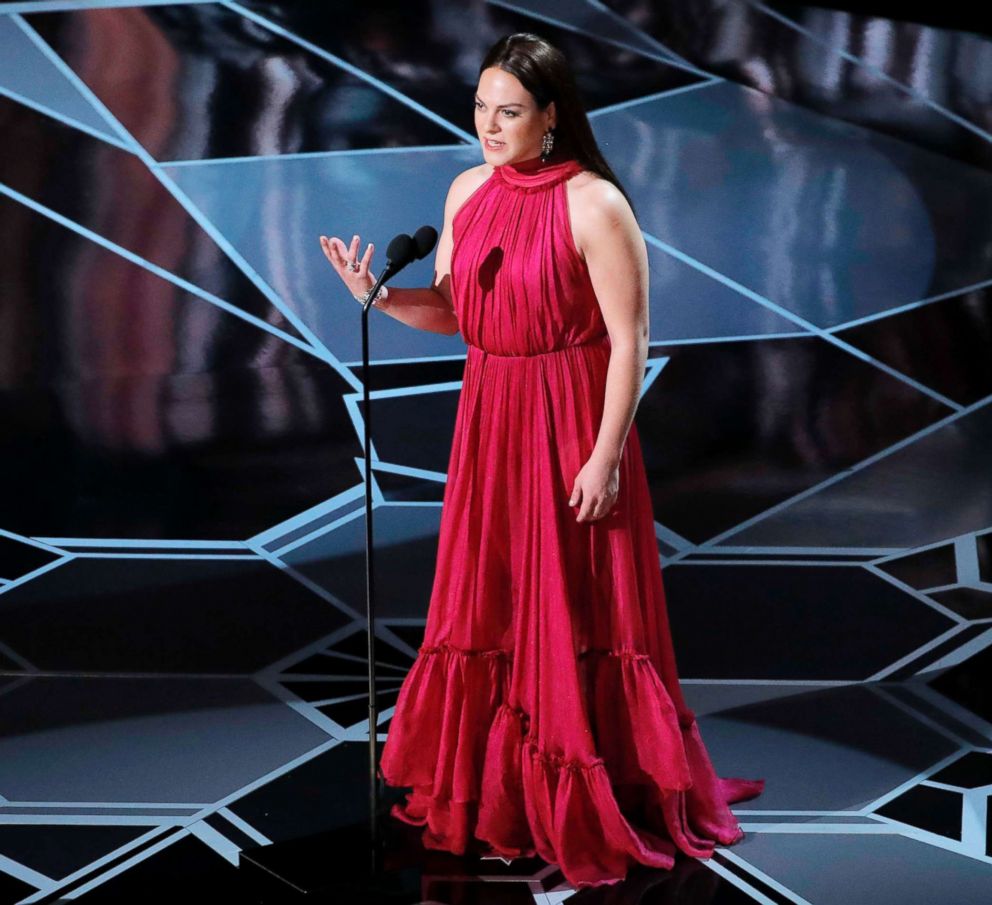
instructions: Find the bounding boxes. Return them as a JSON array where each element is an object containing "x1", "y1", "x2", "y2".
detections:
[
  {"x1": 359, "y1": 227, "x2": 437, "y2": 870},
  {"x1": 240, "y1": 226, "x2": 438, "y2": 901}
]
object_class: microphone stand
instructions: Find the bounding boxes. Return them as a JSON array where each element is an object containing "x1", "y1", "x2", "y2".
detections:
[
  {"x1": 238, "y1": 260, "x2": 425, "y2": 902},
  {"x1": 360, "y1": 266, "x2": 390, "y2": 864}
]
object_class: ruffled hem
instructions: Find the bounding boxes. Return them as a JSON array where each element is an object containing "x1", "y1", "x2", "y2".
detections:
[{"x1": 378, "y1": 643, "x2": 764, "y2": 889}]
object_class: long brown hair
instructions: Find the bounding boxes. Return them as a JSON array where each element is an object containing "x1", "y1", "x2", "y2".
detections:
[{"x1": 479, "y1": 32, "x2": 636, "y2": 215}]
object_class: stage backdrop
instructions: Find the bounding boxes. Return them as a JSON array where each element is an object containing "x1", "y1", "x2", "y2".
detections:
[{"x1": 0, "y1": 1, "x2": 990, "y2": 902}]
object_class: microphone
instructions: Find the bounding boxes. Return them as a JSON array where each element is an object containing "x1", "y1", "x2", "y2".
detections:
[
  {"x1": 413, "y1": 225, "x2": 438, "y2": 260},
  {"x1": 363, "y1": 226, "x2": 439, "y2": 311},
  {"x1": 379, "y1": 233, "x2": 415, "y2": 283}
]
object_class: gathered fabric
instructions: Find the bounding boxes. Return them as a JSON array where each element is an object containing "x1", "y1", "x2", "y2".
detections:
[{"x1": 378, "y1": 151, "x2": 764, "y2": 889}]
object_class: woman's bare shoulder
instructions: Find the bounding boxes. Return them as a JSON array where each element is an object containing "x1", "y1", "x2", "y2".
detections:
[
  {"x1": 568, "y1": 170, "x2": 630, "y2": 218},
  {"x1": 447, "y1": 162, "x2": 492, "y2": 205},
  {"x1": 567, "y1": 170, "x2": 639, "y2": 258}
]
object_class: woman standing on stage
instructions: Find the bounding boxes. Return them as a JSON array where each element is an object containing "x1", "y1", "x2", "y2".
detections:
[{"x1": 320, "y1": 31, "x2": 764, "y2": 890}]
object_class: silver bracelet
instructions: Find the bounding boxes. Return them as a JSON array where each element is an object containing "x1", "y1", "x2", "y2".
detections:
[{"x1": 354, "y1": 285, "x2": 387, "y2": 308}]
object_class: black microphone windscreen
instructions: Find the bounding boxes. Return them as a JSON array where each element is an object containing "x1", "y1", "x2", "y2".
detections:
[
  {"x1": 386, "y1": 233, "x2": 416, "y2": 267},
  {"x1": 413, "y1": 225, "x2": 438, "y2": 260}
]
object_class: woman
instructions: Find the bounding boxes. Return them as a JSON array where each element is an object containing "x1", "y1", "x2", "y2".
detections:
[{"x1": 320, "y1": 32, "x2": 764, "y2": 890}]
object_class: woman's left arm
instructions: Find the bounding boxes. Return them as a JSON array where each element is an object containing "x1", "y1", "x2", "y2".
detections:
[{"x1": 567, "y1": 179, "x2": 649, "y2": 522}]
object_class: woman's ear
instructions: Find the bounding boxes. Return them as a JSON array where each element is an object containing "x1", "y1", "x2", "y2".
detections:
[{"x1": 547, "y1": 100, "x2": 556, "y2": 131}]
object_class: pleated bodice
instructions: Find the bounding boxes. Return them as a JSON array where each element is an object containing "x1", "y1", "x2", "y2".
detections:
[{"x1": 450, "y1": 152, "x2": 608, "y2": 356}]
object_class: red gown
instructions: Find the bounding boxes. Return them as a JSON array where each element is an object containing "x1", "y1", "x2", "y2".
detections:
[{"x1": 377, "y1": 150, "x2": 764, "y2": 888}]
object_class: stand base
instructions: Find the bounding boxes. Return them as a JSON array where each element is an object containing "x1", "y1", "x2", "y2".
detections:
[{"x1": 239, "y1": 814, "x2": 428, "y2": 903}]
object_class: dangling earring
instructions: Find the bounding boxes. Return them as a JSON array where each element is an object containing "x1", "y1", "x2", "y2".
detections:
[{"x1": 540, "y1": 127, "x2": 555, "y2": 161}]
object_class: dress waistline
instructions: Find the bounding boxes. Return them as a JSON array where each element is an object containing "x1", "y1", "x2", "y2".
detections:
[{"x1": 466, "y1": 334, "x2": 609, "y2": 359}]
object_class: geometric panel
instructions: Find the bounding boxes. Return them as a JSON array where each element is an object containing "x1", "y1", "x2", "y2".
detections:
[
  {"x1": 1, "y1": 360, "x2": 360, "y2": 541},
  {"x1": 365, "y1": 387, "x2": 460, "y2": 476},
  {"x1": 930, "y1": 751, "x2": 992, "y2": 789},
  {"x1": 874, "y1": 784, "x2": 962, "y2": 841},
  {"x1": 0, "y1": 825, "x2": 148, "y2": 881},
  {"x1": 386, "y1": 623, "x2": 427, "y2": 655},
  {"x1": 282, "y1": 629, "x2": 413, "y2": 678},
  {"x1": 284, "y1": 506, "x2": 443, "y2": 622},
  {"x1": 761, "y1": 0, "x2": 992, "y2": 147},
  {"x1": 639, "y1": 335, "x2": 950, "y2": 545},
  {"x1": 352, "y1": 356, "x2": 469, "y2": 392},
  {"x1": 731, "y1": 832, "x2": 992, "y2": 905},
  {"x1": 0, "y1": 558, "x2": 350, "y2": 672},
  {"x1": 0, "y1": 677, "x2": 331, "y2": 802},
  {"x1": 928, "y1": 587, "x2": 992, "y2": 621},
  {"x1": 0, "y1": 194, "x2": 361, "y2": 542},
  {"x1": 227, "y1": 743, "x2": 371, "y2": 844},
  {"x1": 3, "y1": 375, "x2": 361, "y2": 545},
  {"x1": 0, "y1": 97, "x2": 309, "y2": 344},
  {"x1": 730, "y1": 403, "x2": 992, "y2": 549},
  {"x1": 0, "y1": 16, "x2": 115, "y2": 140},
  {"x1": 0, "y1": 869, "x2": 35, "y2": 904},
  {"x1": 875, "y1": 543, "x2": 958, "y2": 591},
  {"x1": 373, "y1": 466, "x2": 446, "y2": 505},
  {"x1": 600, "y1": 0, "x2": 992, "y2": 173},
  {"x1": 929, "y1": 642, "x2": 992, "y2": 724},
  {"x1": 277, "y1": 632, "x2": 410, "y2": 730},
  {"x1": 644, "y1": 242, "x2": 805, "y2": 342},
  {"x1": 837, "y1": 286, "x2": 992, "y2": 407},
  {"x1": 883, "y1": 683, "x2": 992, "y2": 750},
  {"x1": 316, "y1": 690, "x2": 400, "y2": 728},
  {"x1": 0, "y1": 534, "x2": 58, "y2": 582},
  {"x1": 592, "y1": 79, "x2": 992, "y2": 328},
  {"x1": 281, "y1": 678, "x2": 397, "y2": 703},
  {"x1": 52, "y1": 833, "x2": 242, "y2": 902},
  {"x1": 26, "y1": 6, "x2": 462, "y2": 162},
  {"x1": 665, "y1": 564, "x2": 956, "y2": 680},
  {"x1": 885, "y1": 624, "x2": 992, "y2": 681},
  {"x1": 482, "y1": 0, "x2": 683, "y2": 64},
  {"x1": 695, "y1": 683, "x2": 960, "y2": 810},
  {"x1": 162, "y1": 148, "x2": 475, "y2": 362},
  {"x1": 980, "y1": 530, "x2": 992, "y2": 582},
  {"x1": 242, "y1": 0, "x2": 707, "y2": 133}
]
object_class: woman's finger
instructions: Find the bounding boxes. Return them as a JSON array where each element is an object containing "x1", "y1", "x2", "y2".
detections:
[
  {"x1": 332, "y1": 237, "x2": 350, "y2": 266},
  {"x1": 360, "y1": 241, "x2": 374, "y2": 271},
  {"x1": 321, "y1": 236, "x2": 344, "y2": 269},
  {"x1": 592, "y1": 495, "x2": 611, "y2": 521},
  {"x1": 336, "y1": 239, "x2": 356, "y2": 273},
  {"x1": 576, "y1": 495, "x2": 591, "y2": 521},
  {"x1": 323, "y1": 239, "x2": 343, "y2": 273},
  {"x1": 321, "y1": 237, "x2": 342, "y2": 270}
]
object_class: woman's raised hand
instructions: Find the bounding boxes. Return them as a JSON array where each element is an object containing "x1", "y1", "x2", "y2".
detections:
[{"x1": 319, "y1": 233, "x2": 377, "y2": 304}]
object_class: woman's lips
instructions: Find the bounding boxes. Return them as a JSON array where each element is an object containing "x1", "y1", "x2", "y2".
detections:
[{"x1": 485, "y1": 139, "x2": 504, "y2": 149}]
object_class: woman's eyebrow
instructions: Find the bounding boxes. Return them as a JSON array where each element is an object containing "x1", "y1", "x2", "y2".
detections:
[{"x1": 474, "y1": 96, "x2": 525, "y2": 108}]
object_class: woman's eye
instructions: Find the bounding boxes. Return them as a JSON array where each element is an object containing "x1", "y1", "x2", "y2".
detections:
[{"x1": 474, "y1": 102, "x2": 516, "y2": 117}]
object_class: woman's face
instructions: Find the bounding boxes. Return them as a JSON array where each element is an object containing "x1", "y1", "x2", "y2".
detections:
[{"x1": 474, "y1": 67, "x2": 555, "y2": 165}]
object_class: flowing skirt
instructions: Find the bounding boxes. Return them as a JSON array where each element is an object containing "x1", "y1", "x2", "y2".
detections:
[{"x1": 378, "y1": 337, "x2": 764, "y2": 888}]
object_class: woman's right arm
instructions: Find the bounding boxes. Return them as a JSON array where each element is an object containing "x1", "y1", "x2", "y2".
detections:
[{"x1": 319, "y1": 167, "x2": 485, "y2": 337}]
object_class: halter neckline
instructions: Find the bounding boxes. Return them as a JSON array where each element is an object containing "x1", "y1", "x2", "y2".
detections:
[{"x1": 492, "y1": 152, "x2": 583, "y2": 192}]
